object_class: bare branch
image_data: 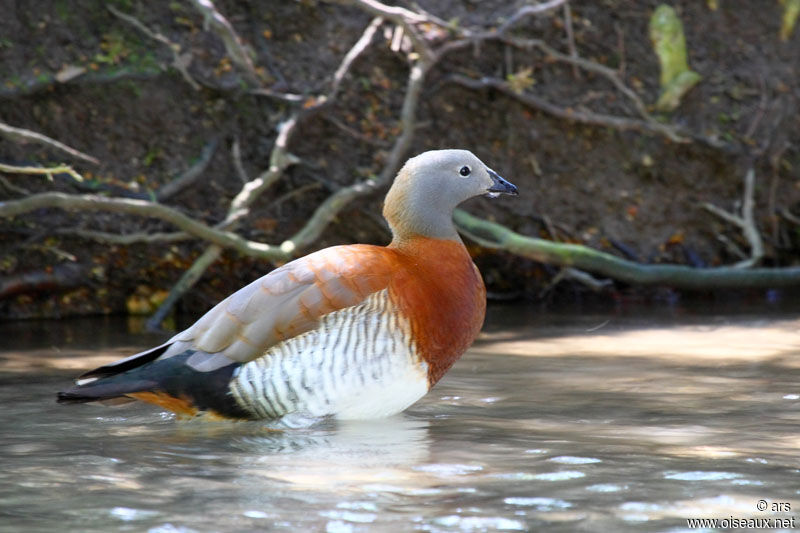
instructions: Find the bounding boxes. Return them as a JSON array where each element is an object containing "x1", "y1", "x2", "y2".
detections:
[
  {"x1": 156, "y1": 138, "x2": 219, "y2": 201},
  {"x1": 248, "y1": 88, "x2": 305, "y2": 102},
  {"x1": 57, "y1": 229, "x2": 191, "y2": 245},
  {"x1": 501, "y1": 36, "x2": 657, "y2": 126},
  {"x1": 0, "y1": 162, "x2": 85, "y2": 182},
  {"x1": 231, "y1": 136, "x2": 250, "y2": 183},
  {"x1": 562, "y1": 2, "x2": 579, "y2": 77},
  {"x1": 449, "y1": 74, "x2": 684, "y2": 141},
  {"x1": 497, "y1": 0, "x2": 569, "y2": 34},
  {"x1": 780, "y1": 208, "x2": 800, "y2": 226},
  {"x1": 189, "y1": 0, "x2": 261, "y2": 85},
  {"x1": 0, "y1": 175, "x2": 30, "y2": 195},
  {"x1": 325, "y1": 0, "x2": 430, "y2": 59},
  {"x1": 0, "y1": 192, "x2": 289, "y2": 260},
  {"x1": 146, "y1": 244, "x2": 222, "y2": 330},
  {"x1": 0, "y1": 121, "x2": 99, "y2": 165},
  {"x1": 701, "y1": 168, "x2": 764, "y2": 268},
  {"x1": 330, "y1": 17, "x2": 383, "y2": 100},
  {"x1": 108, "y1": 4, "x2": 201, "y2": 90}
]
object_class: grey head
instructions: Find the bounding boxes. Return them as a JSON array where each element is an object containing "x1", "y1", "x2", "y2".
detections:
[{"x1": 383, "y1": 149, "x2": 518, "y2": 242}]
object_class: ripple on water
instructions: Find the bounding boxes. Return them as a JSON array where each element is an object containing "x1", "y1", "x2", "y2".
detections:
[
  {"x1": 548, "y1": 456, "x2": 602, "y2": 465},
  {"x1": 320, "y1": 510, "x2": 377, "y2": 524},
  {"x1": 504, "y1": 497, "x2": 572, "y2": 510},
  {"x1": 618, "y1": 501, "x2": 663, "y2": 522},
  {"x1": 585, "y1": 483, "x2": 628, "y2": 493},
  {"x1": 663, "y1": 471, "x2": 742, "y2": 481},
  {"x1": 414, "y1": 463, "x2": 484, "y2": 476},
  {"x1": 109, "y1": 507, "x2": 159, "y2": 521},
  {"x1": 532, "y1": 470, "x2": 586, "y2": 481},
  {"x1": 432, "y1": 515, "x2": 526, "y2": 531}
]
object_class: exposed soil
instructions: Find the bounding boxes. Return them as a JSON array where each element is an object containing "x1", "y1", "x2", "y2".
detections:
[{"x1": 1, "y1": 0, "x2": 799, "y2": 321}]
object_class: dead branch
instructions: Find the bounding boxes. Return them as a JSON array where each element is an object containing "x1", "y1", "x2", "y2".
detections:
[
  {"x1": 107, "y1": 4, "x2": 200, "y2": 90},
  {"x1": 56, "y1": 229, "x2": 190, "y2": 245},
  {"x1": 156, "y1": 138, "x2": 219, "y2": 201},
  {"x1": 0, "y1": 121, "x2": 99, "y2": 165},
  {"x1": 231, "y1": 137, "x2": 249, "y2": 183},
  {"x1": 0, "y1": 192, "x2": 288, "y2": 260},
  {"x1": 780, "y1": 208, "x2": 800, "y2": 226},
  {"x1": 454, "y1": 209, "x2": 800, "y2": 289},
  {"x1": 497, "y1": 0, "x2": 570, "y2": 34},
  {"x1": 701, "y1": 168, "x2": 764, "y2": 268},
  {"x1": 329, "y1": 17, "x2": 384, "y2": 100},
  {"x1": 562, "y1": 2, "x2": 579, "y2": 78},
  {"x1": 146, "y1": 12, "x2": 385, "y2": 328},
  {"x1": 189, "y1": 0, "x2": 261, "y2": 85},
  {"x1": 145, "y1": 244, "x2": 223, "y2": 330},
  {"x1": 0, "y1": 175, "x2": 30, "y2": 195},
  {"x1": 449, "y1": 74, "x2": 683, "y2": 141},
  {"x1": 144, "y1": 117, "x2": 300, "y2": 329},
  {"x1": 499, "y1": 36, "x2": 657, "y2": 127},
  {"x1": 0, "y1": 162, "x2": 84, "y2": 182}
]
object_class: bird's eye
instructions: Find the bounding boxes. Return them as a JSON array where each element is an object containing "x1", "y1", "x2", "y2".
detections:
[{"x1": 459, "y1": 166, "x2": 471, "y2": 177}]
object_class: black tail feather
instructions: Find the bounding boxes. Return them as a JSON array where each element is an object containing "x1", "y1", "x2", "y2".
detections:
[
  {"x1": 76, "y1": 342, "x2": 172, "y2": 382},
  {"x1": 57, "y1": 379, "x2": 157, "y2": 404},
  {"x1": 57, "y1": 349, "x2": 251, "y2": 419}
]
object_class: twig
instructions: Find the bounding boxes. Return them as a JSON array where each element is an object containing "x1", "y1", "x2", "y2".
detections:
[
  {"x1": 268, "y1": 182, "x2": 323, "y2": 214},
  {"x1": 0, "y1": 162, "x2": 84, "y2": 182},
  {"x1": 322, "y1": 114, "x2": 391, "y2": 147},
  {"x1": 108, "y1": 4, "x2": 201, "y2": 91},
  {"x1": 497, "y1": 36, "x2": 668, "y2": 134},
  {"x1": 0, "y1": 175, "x2": 30, "y2": 195},
  {"x1": 146, "y1": 244, "x2": 222, "y2": 330},
  {"x1": 57, "y1": 229, "x2": 191, "y2": 245},
  {"x1": 701, "y1": 168, "x2": 764, "y2": 268},
  {"x1": 189, "y1": 0, "x2": 261, "y2": 85},
  {"x1": 780, "y1": 208, "x2": 800, "y2": 226},
  {"x1": 231, "y1": 136, "x2": 250, "y2": 183},
  {"x1": 449, "y1": 74, "x2": 685, "y2": 141},
  {"x1": 562, "y1": 2, "x2": 579, "y2": 78},
  {"x1": 248, "y1": 88, "x2": 305, "y2": 103},
  {"x1": 614, "y1": 21, "x2": 626, "y2": 78},
  {"x1": 0, "y1": 121, "x2": 99, "y2": 165},
  {"x1": 540, "y1": 266, "x2": 611, "y2": 296},
  {"x1": 329, "y1": 17, "x2": 383, "y2": 100},
  {"x1": 156, "y1": 138, "x2": 219, "y2": 201},
  {"x1": 744, "y1": 74, "x2": 769, "y2": 140},
  {"x1": 497, "y1": 0, "x2": 570, "y2": 34}
]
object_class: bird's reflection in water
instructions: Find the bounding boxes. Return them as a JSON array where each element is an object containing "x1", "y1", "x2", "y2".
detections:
[{"x1": 228, "y1": 415, "x2": 431, "y2": 489}]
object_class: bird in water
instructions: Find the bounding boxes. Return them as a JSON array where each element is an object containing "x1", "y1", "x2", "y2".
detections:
[{"x1": 57, "y1": 149, "x2": 518, "y2": 426}]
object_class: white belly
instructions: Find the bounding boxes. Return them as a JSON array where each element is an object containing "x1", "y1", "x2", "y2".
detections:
[{"x1": 229, "y1": 290, "x2": 430, "y2": 420}]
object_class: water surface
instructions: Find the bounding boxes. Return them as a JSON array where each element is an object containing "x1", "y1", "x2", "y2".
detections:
[{"x1": 1, "y1": 305, "x2": 799, "y2": 532}]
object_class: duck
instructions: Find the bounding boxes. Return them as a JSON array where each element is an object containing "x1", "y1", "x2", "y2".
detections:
[{"x1": 57, "y1": 149, "x2": 518, "y2": 424}]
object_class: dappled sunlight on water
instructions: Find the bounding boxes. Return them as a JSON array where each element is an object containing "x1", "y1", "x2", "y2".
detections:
[{"x1": 1, "y1": 307, "x2": 799, "y2": 531}]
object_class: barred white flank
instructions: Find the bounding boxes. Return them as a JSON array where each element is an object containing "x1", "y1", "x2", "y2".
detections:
[{"x1": 229, "y1": 289, "x2": 429, "y2": 420}]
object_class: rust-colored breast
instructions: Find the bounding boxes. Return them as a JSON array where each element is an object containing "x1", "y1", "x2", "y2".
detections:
[{"x1": 387, "y1": 237, "x2": 486, "y2": 386}]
